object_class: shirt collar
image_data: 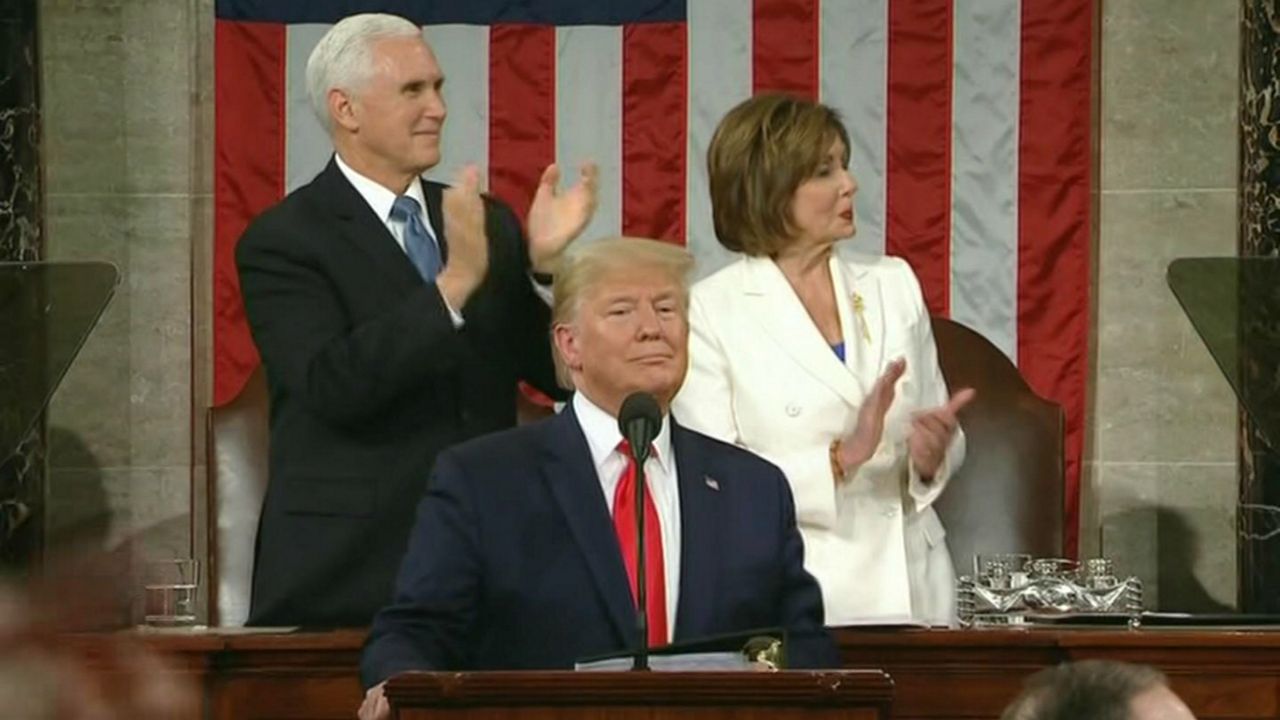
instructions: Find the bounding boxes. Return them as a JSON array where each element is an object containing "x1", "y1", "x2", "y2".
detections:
[
  {"x1": 572, "y1": 392, "x2": 674, "y2": 476},
  {"x1": 334, "y1": 152, "x2": 427, "y2": 224}
]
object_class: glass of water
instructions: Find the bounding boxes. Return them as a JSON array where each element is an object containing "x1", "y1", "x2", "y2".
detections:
[{"x1": 143, "y1": 559, "x2": 200, "y2": 627}]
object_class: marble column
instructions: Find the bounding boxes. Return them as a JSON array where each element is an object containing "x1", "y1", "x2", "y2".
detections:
[
  {"x1": 1238, "y1": 0, "x2": 1280, "y2": 613},
  {"x1": 0, "y1": 0, "x2": 45, "y2": 569}
]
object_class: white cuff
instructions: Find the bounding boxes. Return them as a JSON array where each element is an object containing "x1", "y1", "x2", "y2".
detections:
[
  {"x1": 441, "y1": 294, "x2": 465, "y2": 329},
  {"x1": 529, "y1": 275, "x2": 554, "y2": 306},
  {"x1": 907, "y1": 456, "x2": 947, "y2": 511}
]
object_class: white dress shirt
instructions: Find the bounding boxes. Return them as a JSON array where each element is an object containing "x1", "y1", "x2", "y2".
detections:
[
  {"x1": 572, "y1": 392, "x2": 681, "y2": 641},
  {"x1": 333, "y1": 154, "x2": 463, "y2": 326},
  {"x1": 335, "y1": 153, "x2": 440, "y2": 254}
]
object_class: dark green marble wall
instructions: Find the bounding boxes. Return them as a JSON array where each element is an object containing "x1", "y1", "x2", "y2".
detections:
[
  {"x1": 1238, "y1": 0, "x2": 1280, "y2": 612},
  {"x1": 0, "y1": 0, "x2": 45, "y2": 569}
]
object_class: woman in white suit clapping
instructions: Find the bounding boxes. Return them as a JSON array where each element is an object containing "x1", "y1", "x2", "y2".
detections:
[{"x1": 672, "y1": 94, "x2": 975, "y2": 626}]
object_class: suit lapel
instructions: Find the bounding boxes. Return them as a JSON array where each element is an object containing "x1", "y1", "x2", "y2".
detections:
[
  {"x1": 831, "y1": 251, "x2": 887, "y2": 372},
  {"x1": 539, "y1": 407, "x2": 637, "y2": 645},
  {"x1": 671, "y1": 422, "x2": 721, "y2": 640},
  {"x1": 741, "y1": 255, "x2": 868, "y2": 409},
  {"x1": 315, "y1": 158, "x2": 422, "y2": 289}
]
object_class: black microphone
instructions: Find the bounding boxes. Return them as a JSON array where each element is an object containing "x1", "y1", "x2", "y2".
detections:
[
  {"x1": 618, "y1": 392, "x2": 662, "y2": 464},
  {"x1": 617, "y1": 392, "x2": 662, "y2": 671}
]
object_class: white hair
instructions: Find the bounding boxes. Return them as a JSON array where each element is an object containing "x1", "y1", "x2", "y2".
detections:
[{"x1": 305, "y1": 13, "x2": 422, "y2": 130}]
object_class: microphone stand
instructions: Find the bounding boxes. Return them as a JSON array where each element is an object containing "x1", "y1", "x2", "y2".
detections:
[
  {"x1": 629, "y1": 441, "x2": 651, "y2": 671},
  {"x1": 618, "y1": 392, "x2": 661, "y2": 672}
]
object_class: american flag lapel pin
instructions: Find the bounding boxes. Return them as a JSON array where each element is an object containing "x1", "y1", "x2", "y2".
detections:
[{"x1": 704, "y1": 475, "x2": 720, "y2": 491}]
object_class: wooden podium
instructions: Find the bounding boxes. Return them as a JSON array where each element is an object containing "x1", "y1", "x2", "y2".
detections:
[{"x1": 384, "y1": 670, "x2": 894, "y2": 719}]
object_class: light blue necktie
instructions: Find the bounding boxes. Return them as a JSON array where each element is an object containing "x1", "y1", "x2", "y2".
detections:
[{"x1": 391, "y1": 195, "x2": 441, "y2": 282}]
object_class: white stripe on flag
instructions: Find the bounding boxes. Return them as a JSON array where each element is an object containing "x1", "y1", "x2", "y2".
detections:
[
  {"x1": 556, "y1": 26, "x2": 622, "y2": 245},
  {"x1": 949, "y1": 0, "x2": 1020, "y2": 359},
  {"x1": 423, "y1": 25, "x2": 489, "y2": 188},
  {"x1": 686, "y1": 0, "x2": 752, "y2": 278},
  {"x1": 820, "y1": 0, "x2": 889, "y2": 257},
  {"x1": 285, "y1": 24, "x2": 334, "y2": 194}
]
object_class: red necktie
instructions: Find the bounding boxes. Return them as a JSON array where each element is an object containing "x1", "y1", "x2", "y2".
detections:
[{"x1": 613, "y1": 440, "x2": 667, "y2": 647}]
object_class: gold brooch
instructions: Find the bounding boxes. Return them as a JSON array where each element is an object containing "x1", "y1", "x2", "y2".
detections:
[{"x1": 852, "y1": 291, "x2": 872, "y2": 344}]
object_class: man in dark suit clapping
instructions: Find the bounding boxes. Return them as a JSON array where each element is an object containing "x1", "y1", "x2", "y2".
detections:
[
  {"x1": 357, "y1": 237, "x2": 837, "y2": 720},
  {"x1": 235, "y1": 12, "x2": 597, "y2": 628}
]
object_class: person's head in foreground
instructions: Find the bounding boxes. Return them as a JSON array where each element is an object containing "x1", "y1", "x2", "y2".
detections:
[
  {"x1": 706, "y1": 92, "x2": 857, "y2": 258},
  {"x1": 0, "y1": 575, "x2": 197, "y2": 719},
  {"x1": 552, "y1": 236, "x2": 694, "y2": 416},
  {"x1": 1001, "y1": 660, "x2": 1196, "y2": 720}
]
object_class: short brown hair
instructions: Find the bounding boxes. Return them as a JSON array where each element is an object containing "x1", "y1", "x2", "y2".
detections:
[
  {"x1": 706, "y1": 93, "x2": 851, "y2": 256},
  {"x1": 1001, "y1": 661, "x2": 1168, "y2": 720}
]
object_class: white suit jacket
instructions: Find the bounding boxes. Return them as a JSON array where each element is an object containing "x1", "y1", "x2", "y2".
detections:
[{"x1": 672, "y1": 249, "x2": 965, "y2": 626}]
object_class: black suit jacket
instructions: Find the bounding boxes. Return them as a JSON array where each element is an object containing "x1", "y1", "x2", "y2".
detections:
[
  {"x1": 360, "y1": 405, "x2": 838, "y2": 685},
  {"x1": 235, "y1": 159, "x2": 561, "y2": 627}
]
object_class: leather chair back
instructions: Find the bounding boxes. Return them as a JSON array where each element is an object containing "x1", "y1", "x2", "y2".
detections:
[
  {"x1": 929, "y1": 317, "x2": 1066, "y2": 575},
  {"x1": 207, "y1": 368, "x2": 269, "y2": 626}
]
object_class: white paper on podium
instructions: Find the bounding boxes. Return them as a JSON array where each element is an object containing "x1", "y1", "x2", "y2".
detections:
[{"x1": 575, "y1": 652, "x2": 755, "y2": 672}]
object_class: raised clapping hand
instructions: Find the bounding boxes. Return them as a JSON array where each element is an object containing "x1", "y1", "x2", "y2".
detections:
[
  {"x1": 835, "y1": 358, "x2": 975, "y2": 481},
  {"x1": 835, "y1": 358, "x2": 905, "y2": 475},
  {"x1": 526, "y1": 162, "x2": 599, "y2": 274},
  {"x1": 907, "y1": 386, "x2": 976, "y2": 480},
  {"x1": 437, "y1": 165, "x2": 489, "y2": 308}
]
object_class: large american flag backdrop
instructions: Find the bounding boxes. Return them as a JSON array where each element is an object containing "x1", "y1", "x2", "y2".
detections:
[{"x1": 214, "y1": 0, "x2": 1094, "y2": 551}]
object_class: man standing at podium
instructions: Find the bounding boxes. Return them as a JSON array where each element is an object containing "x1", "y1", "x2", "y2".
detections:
[
  {"x1": 235, "y1": 14, "x2": 595, "y2": 627},
  {"x1": 359, "y1": 238, "x2": 837, "y2": 719}
]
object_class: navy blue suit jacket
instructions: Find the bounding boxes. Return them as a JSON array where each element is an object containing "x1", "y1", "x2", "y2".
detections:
[{"x1": 361, "y1": 404, "x2": 838, "y2": 686}]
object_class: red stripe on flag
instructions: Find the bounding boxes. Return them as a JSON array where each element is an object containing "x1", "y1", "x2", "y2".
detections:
[
  {"x1": 1018, "y1": 0, "x2": 1094, "y2": 557},
  {"x1": 213, "y1": 20, "x2": 285, "y2": 406},
  {"x1": 622, "y1": 22, "x2": 687, "y2": 244},
  {"x1": 752, "y1": 0, "x2": 819, "y2": 98},
  {"x1": 488, "y1": 25, "x2": 555, "y2": 222},
  {"x1": 885, "y1": 0, "x2": 953, "y2": 317}
]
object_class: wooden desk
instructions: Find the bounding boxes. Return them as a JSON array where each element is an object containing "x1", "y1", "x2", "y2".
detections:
[
  {"x1": 386, "y1": 670, "x2": 893, "y2": 719},
  {"x1": 835, "y1": 627, "x2": 1280, "y2": 720},
  {"x1": 131, "y1": 629, "x2": 366, "y2": 719},
  {"x1": 90, "y1": 627, "x2": 1280, "y2": 719}
]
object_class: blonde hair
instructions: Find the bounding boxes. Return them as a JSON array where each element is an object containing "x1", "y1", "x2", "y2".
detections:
[{"x1": 552, "y1": 237, "x2": 694, "y2": 325}]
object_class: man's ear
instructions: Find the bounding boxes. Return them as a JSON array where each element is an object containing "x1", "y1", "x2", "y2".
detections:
[
  {"x1": 329, "y1": 88, "x2": 359, "y2": 132},
  {"x1": 552, "y1": 323, "x2": 582, "y2": 372}
]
